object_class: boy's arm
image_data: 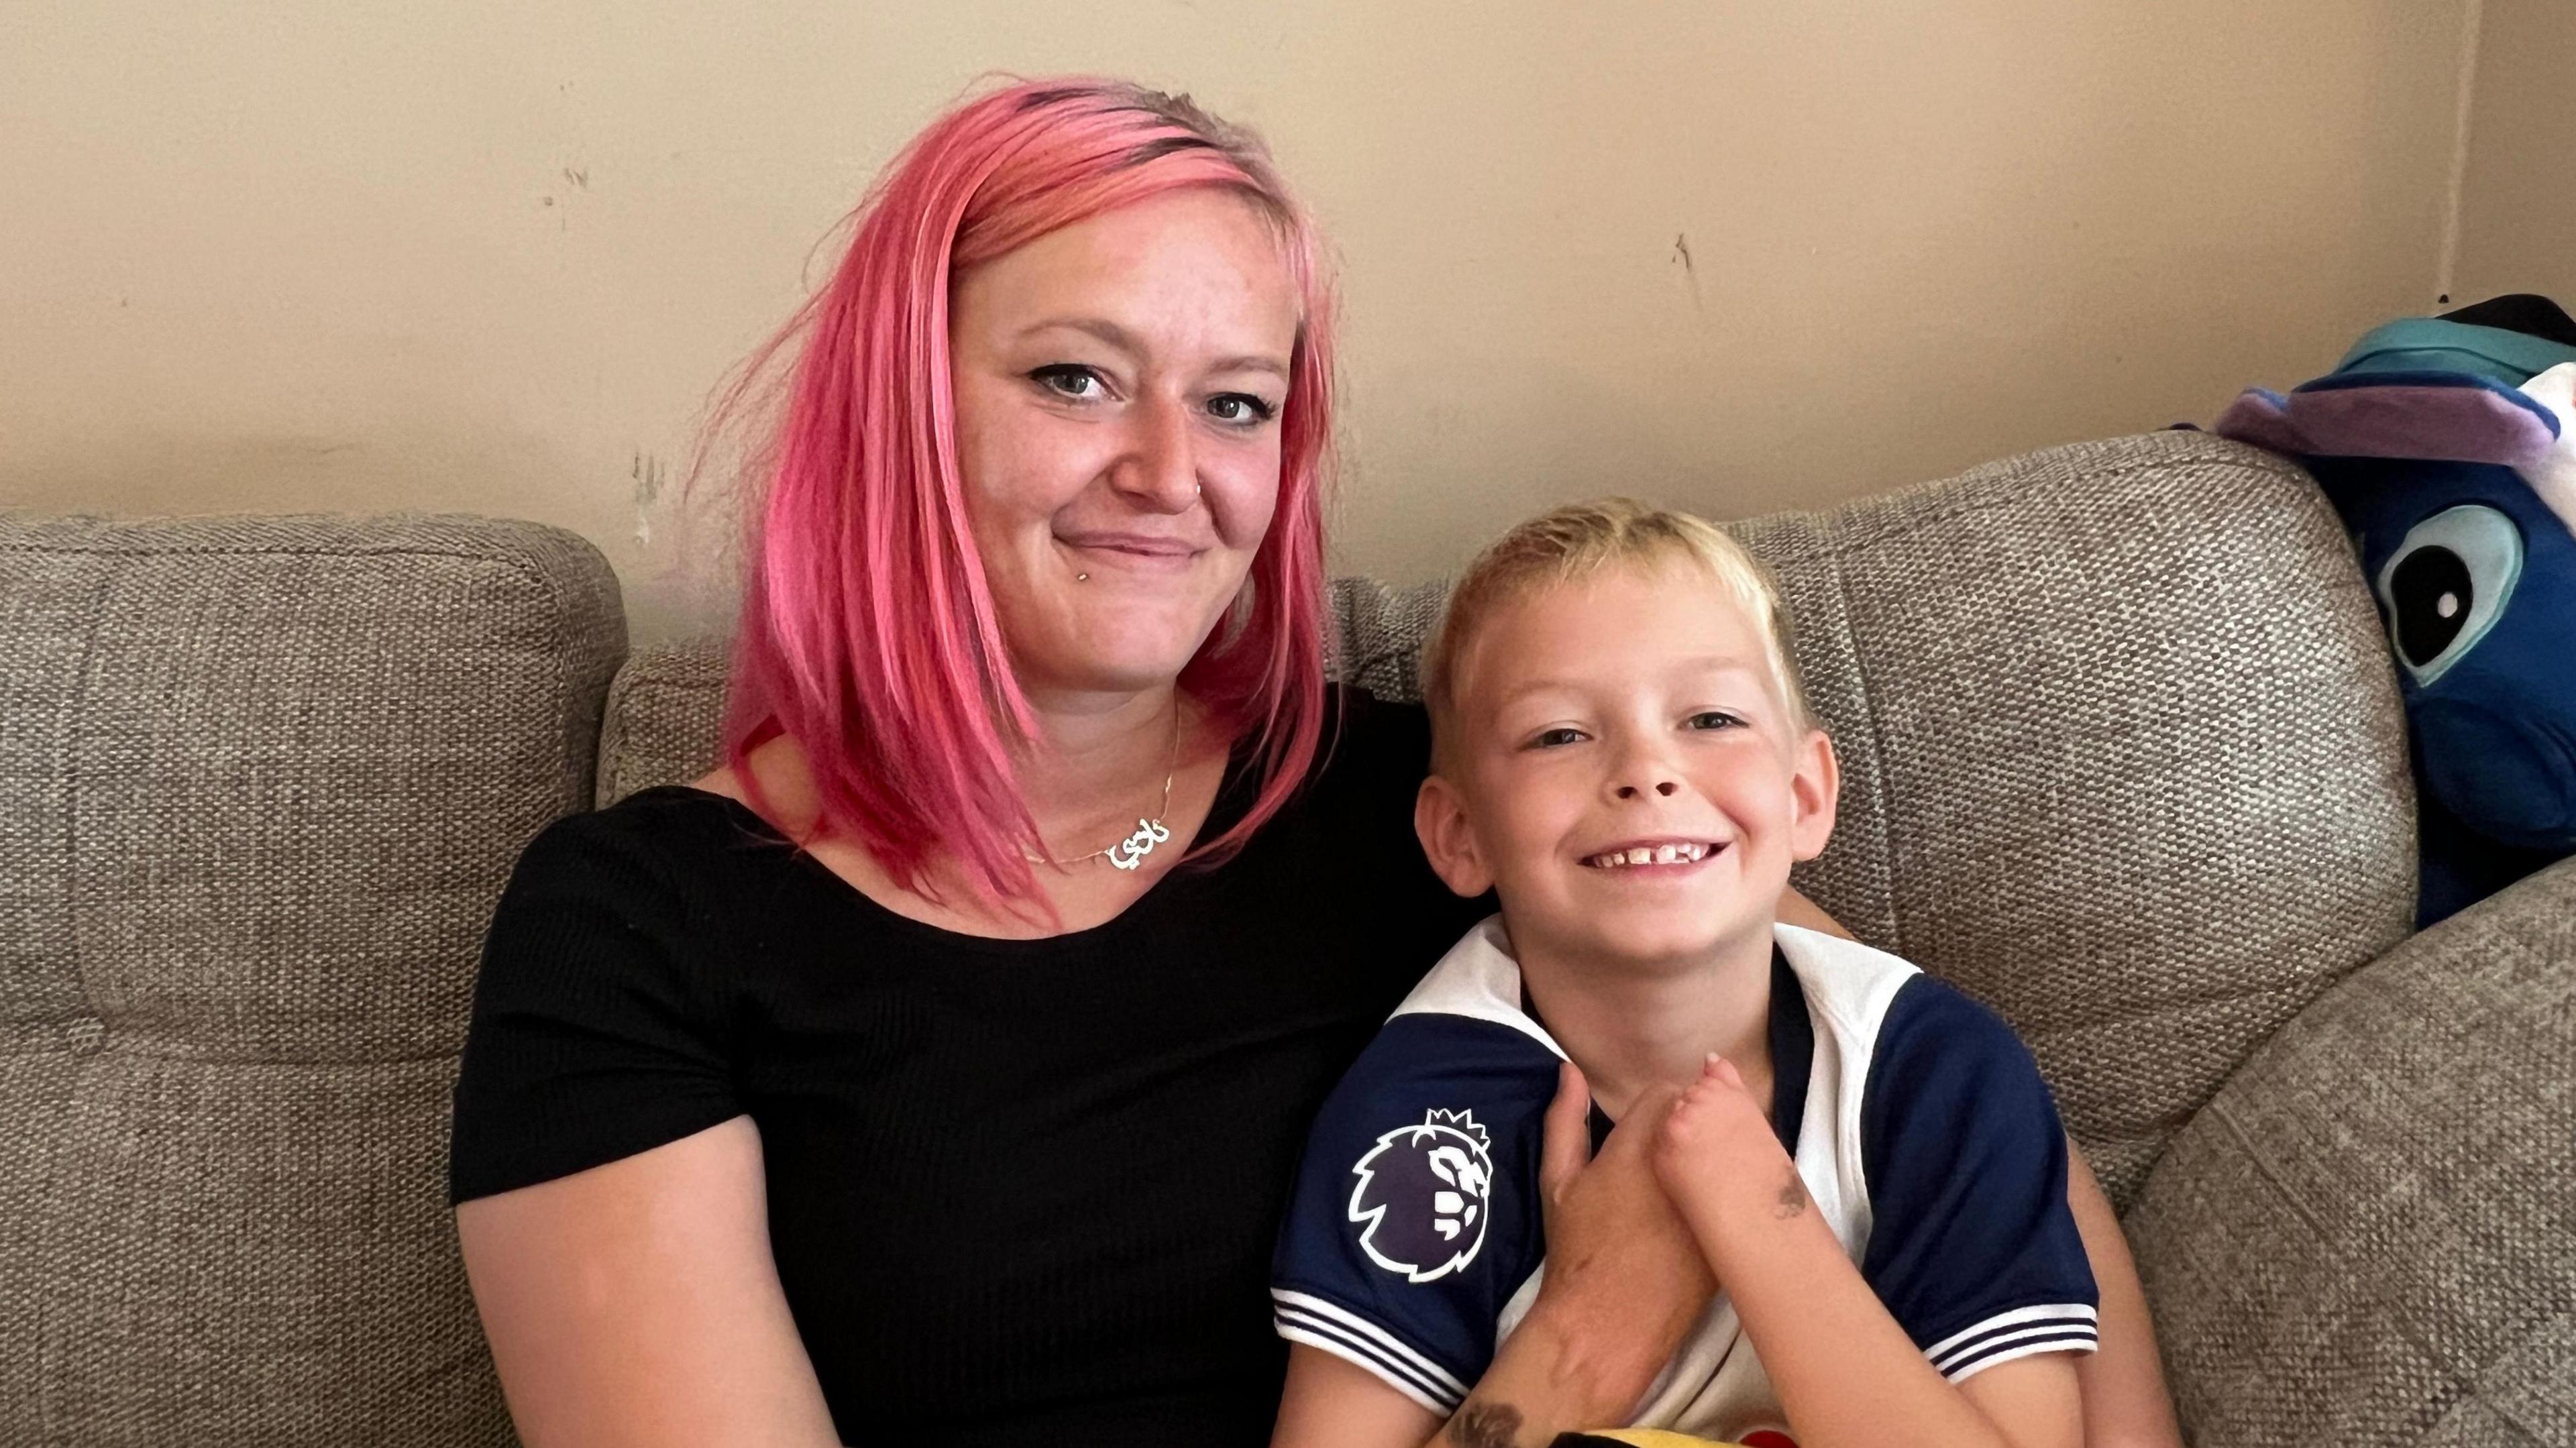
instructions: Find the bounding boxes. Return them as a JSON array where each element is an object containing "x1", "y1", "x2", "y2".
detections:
[
  {"x1": 1658, "y1": 1057, "x2": 2083, "y2": 1448},
  {"x1": 1778, "y1": 894, "x2": 2182, "y2": 1446},
  {"x1": 1273, "y1": 1345, "x2": 1442, "y2": 1448},
  {"x1": 2066, "y1": 1147, "x2": 2186, "y2": 1448},
  {"x1": 1307, "y1": 1136, "x2": 2157, "y2": 1448},
  {"x1": 1713, "y1": 1181, "x2": 2082, "y2": 1448}
]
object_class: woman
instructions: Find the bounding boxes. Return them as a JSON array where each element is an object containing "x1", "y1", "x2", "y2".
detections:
[{"x1": 449, "y1": 78, "x2": 2178, "y2": 1448}]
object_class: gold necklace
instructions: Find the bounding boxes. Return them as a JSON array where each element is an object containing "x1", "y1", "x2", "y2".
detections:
[{"x1": 1027, "y1": 703, "x2": 1183, "y2": 871}]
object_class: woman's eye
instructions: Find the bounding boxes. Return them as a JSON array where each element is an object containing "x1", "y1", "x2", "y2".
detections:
[
  {"x1": 1207, "y1": 393, "x2": 1277, "y2": 425},
  {"x1": 1531, "y1": 727, "x2": 1587, "y2": 748},
  {"x1": 1686, "y1": 711, "x2": 1744, "y2": 731},
  {"x1": 1031, "y1": 365, "x2": 1104, "y2": 401}
]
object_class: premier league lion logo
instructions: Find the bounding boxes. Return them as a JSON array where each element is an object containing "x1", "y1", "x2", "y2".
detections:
[{"x1": 1347, "y1": 1109, "x2": 1495, "y2": 1284}]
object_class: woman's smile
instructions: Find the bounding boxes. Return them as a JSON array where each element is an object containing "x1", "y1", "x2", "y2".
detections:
[{"x1": 1055, "y1": 528, "x2": 1207, "y2": 574}]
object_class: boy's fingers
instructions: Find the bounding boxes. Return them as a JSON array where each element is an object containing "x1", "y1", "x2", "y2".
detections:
[{"x1": 1539, "y1": 1060, "x2": 1593, "y2": 1196}]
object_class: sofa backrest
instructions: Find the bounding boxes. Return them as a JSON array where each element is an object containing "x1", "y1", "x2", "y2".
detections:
[
  {"x1": 0, "y1": 514, "x2": 623, "y2": 1446},
  {"x1": 601, "y1": 431, "x2": 2418, "y2": 1207}
]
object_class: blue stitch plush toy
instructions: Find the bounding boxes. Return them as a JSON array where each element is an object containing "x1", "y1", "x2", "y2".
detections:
[{"x1": 2217, "y1": 295, "x2": 2576, "y2": 926}]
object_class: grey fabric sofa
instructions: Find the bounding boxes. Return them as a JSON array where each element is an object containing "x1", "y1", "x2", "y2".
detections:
[{"x1": 3, "y1": 430, "x2": 2567, "y2": 1447}]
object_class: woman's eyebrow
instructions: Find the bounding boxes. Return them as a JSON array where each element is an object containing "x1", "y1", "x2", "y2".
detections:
[
  {"x1": 1209, "y1": 354, "x2": 1289, "y2": 380},
  {"x1": 1014, "y1": 317, "x2": 1287, "y2": 378},
  {"x1": 1016, "y1": 316, "x2": 1142, "y2": 353}
]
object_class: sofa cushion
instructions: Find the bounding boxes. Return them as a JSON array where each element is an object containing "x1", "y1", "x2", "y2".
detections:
[
  {"x1": 1778, "y1": 430, "x2": 2416, "y2": 1202},
  {"x1": 594, "y1": 635, "x2": 729, "y2": 809},
  {"x1": 600, "y1": 431, "x2": 2417, "y2": 1207},
  {"x1": 0, "y1": 513, "x2": 623, "y2": 1445},
  {"x1": 2126, "y1": 856, "x2": 2576, "y2": 1447}
]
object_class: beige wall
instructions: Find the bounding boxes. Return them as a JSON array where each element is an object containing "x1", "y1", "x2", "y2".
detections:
[
  {"x1": 0, "y1": 1, "x2": 2487, "y2": 638},
  {"x1": 2452, "y1": 0, "x2": 2576, "y2": 308}
]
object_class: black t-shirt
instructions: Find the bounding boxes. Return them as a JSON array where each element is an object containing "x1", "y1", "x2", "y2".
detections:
[{"x1": 448, "y1": 689, "x2": 1485, "y2": 1445}]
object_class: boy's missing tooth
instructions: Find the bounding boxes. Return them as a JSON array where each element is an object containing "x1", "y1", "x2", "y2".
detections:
[{"x1": 1268, "y1": 500, "x2": 2099, "y2": 1448}]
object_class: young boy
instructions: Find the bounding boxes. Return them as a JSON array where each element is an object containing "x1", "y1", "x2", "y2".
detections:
[{"x1": 1269, "y1": 501, "x2": 2098, "y2": 1448}]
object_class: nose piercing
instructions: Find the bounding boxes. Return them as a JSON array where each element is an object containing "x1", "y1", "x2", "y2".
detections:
[{"x1": 1075, "y1": 572, "x2": 1089, "y2": 582}]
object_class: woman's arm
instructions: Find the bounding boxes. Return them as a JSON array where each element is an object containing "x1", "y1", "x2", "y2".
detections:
[
  {"x1": 1434, "y1": 1074, "x2": 1709, "y2": 1445},
  {"x1": 456, "y1": 1117, "x2": 841, "y2": 1448},
  {"x1": 1776, "y1": 885, "x2": 1849, "y2": 940},
  {"x1": 1273, "y1": 1064, "x2": 1712, "y2": 1448}
]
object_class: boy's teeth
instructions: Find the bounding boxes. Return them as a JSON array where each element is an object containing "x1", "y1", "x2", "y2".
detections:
[{"x1": 1587, "y1": 842, "x2": 1707, "y2": 868}]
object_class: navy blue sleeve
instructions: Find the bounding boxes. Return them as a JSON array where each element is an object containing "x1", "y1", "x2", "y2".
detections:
[
  {"x1": 1858, "y1": 977, "x2": 2100, "y2": 1382},
  {"x1": 1271, "y1": 1013, "x2": 1558, "y2": 1416}
]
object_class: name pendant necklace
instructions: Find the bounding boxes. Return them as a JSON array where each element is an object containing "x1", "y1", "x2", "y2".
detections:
[{"x1": 1030, "y1": 702, "x2": 1181, "y2": 871}]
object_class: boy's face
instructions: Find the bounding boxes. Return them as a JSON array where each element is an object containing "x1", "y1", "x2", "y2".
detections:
[{"x1": 1417, "y1": 561, "x2": 1839, "y2": 974}]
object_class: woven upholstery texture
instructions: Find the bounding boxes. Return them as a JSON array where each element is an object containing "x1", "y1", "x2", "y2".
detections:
[
  {"x1": 598, "y1": 432, "x2": 2416, "y2": 1208},
  {"x1": 594, "y1": 638, "x2": 731, "y2": 808},
  {"x1": 0, "y1": 513, "x2": 624, "y2": 1445},
  {"x1": 1733, "y1": 432, "x2": 2416, "y2": 1205},
  {"x1": 2127, "y1": 857, "x2": 2576, "y2": 1448}
]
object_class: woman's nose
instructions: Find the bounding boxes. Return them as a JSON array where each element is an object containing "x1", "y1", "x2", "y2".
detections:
[{"x1": 1112, "y1": 396, "x2": 1203, "y2": 512}]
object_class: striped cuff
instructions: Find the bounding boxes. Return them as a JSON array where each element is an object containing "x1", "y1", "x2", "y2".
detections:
[
  {"x1": 1925, "y1": 1302, "x2": 2100, "y2": 1382},
  {"x1": 1271, "y1": 1288, "x2": 1469, "y2": 1415}
]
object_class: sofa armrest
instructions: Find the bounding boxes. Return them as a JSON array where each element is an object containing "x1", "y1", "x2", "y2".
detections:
[{"x1": 2125, "y1": 858, "x2": 2575, "y2": 1447}]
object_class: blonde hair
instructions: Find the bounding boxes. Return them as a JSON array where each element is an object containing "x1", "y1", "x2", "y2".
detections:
[{"x1": 1421, "y1": 498, "x2": 1815, "y2": 765}]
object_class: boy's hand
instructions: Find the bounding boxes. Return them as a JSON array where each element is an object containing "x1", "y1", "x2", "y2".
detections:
[{"x1": 1652, "y1": 1054, "x2": 1807, "y2": 1277}]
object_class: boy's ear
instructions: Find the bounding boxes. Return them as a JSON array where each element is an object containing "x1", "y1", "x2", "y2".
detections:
[
  {"x1": 1414, "y1": 773, "x2": 1497, "y2": 899},
  {"x1": 1787, "y1": 728, "x2": 1839, "y2": 862}
]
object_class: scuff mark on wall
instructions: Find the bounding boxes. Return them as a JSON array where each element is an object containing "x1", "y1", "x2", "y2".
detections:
[
  {"x1": 1670, "y1": 231, "x2": 1705, "y2": 315},
  {"x1": 633, "y1": 449, "x2": 667, "y2": 544},
  {"x1": 543, "y1": 164, "x2": 586, "y2": 230}
]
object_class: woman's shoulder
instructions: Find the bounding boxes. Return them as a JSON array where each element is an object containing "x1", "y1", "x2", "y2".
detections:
[
  {"x1": 494, "y1": 784, "x2": 791, "y2": 942},
  {"x1": 456, "y1": 786, "x2": 766, "y2": 1205},
  {"x1": 520, "y1": 782, "x2": 773, "y2": 867}
]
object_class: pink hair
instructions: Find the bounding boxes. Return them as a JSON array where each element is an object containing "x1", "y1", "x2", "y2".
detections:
[{"x1": 714, "y1": 78, "x2": 1336, "y2": 910}]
